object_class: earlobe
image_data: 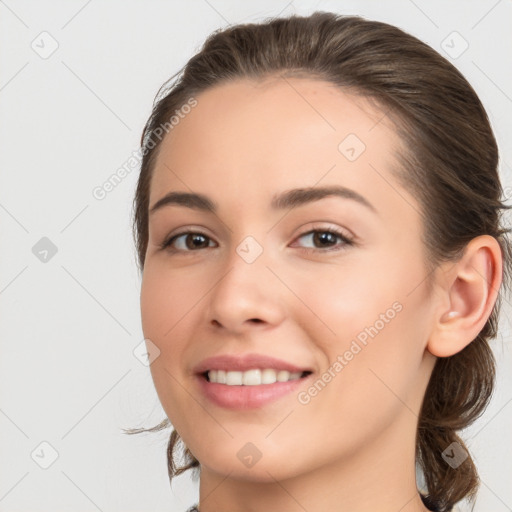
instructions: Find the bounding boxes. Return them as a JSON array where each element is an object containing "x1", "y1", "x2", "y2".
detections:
[{"x1": 426, "y1": 235, "x2": 503, "y2": 358}]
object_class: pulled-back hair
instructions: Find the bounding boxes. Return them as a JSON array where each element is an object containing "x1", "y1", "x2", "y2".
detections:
[{"x1": 126, "y1": 12, "x2": 512, "y2": 512}]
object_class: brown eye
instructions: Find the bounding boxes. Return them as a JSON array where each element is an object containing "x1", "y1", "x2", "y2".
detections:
[
  {"x1": 161, "y1": 231, "x2": 215, "y2": 252},
  {"x1": 292, "y1": 228, "x2": 354, "y2": 253}
]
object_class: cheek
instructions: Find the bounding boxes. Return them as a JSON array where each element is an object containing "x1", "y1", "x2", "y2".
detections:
[
  {"x1": 287, "y1": 252, "x2": 401, "y2": 344},
  {"x1": 289, "y1": 249, "x2": 429, "y2": 399},
  {"x1": 140, "y1": 263, "x2": 201, "y2": 340},
  {"x1": 140, "y1": 266, "x2": 203, "y2": 426}
]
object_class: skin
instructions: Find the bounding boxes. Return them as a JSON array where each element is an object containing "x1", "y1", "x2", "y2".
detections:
[{"x1": 140, "y1": 76, "x2": 502, "y2": 512}]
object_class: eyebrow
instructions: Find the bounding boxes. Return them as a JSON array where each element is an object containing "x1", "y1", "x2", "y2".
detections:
[{"x1": 149, "y1": 185, "x2": 378, "y2": 216}]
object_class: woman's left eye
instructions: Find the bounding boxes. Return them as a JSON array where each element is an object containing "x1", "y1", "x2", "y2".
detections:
[
  {"x1": 160, "y1": 227, "x2": 354, "y2": 254},
  {"x1": 291, "y1": 229, "x2": 354, "y2": 253}
]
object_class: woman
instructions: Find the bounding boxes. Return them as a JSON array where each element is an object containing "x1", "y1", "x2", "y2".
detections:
[{"x1": 125, "y1": 12, "x2": 512, "y2": 512}]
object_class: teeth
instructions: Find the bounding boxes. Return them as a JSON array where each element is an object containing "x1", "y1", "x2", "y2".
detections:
[{"x1": 207, "y1": 369, "x2": 304, "y2": 385}]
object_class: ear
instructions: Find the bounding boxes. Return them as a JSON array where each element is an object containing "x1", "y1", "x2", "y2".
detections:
[{"x1": 426, "y1": 235, "x2": 503, "y2": 358}]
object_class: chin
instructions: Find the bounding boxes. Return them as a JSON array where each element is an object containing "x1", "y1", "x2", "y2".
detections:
[{"x1": 196, "y1": 447, "x2": 306, "y2": 483}]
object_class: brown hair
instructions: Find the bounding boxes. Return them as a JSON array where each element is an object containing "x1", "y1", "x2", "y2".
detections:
[{"x1": 125, "y1": 11, "x2": 512, "y2": 512}]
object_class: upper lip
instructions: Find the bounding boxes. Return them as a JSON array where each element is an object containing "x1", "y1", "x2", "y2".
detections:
[{"x1": 193, "y1": 353, "x2": 313, "y2": 374}]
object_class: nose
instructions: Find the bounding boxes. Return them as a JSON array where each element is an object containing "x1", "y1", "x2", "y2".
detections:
[{"x1": 205, "y1": 240, "x2": 286, "y2": 334}]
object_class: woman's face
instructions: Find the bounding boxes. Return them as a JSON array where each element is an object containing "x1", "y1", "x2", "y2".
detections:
[{"x1": 140, "y1": 77, "x2": 439, "y2": 482}]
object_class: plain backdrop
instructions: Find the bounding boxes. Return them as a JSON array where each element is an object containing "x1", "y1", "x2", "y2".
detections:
[{"x1": 1, "y1": 1, "x2": 511, "y2": 511}]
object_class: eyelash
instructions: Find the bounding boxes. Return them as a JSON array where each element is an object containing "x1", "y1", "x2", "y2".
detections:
[{"x1": 159, "y1": 226, "x2": 354, "y2": 255}]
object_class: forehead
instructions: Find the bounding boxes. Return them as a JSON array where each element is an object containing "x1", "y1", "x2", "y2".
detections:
[
  {"x1": 149, "y1": 77, "x2": 414, "y2": 222},
  {"x1": 155, "y1": 76, "x2": 399, "y2": 161}
]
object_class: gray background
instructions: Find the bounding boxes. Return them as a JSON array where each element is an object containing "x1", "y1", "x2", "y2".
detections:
[{"x1": 1, "y1": 1, "x2": 511, "y2": 511}]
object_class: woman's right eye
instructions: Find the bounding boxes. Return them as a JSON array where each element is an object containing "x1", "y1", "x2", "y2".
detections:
[{"x1": 160, "y1": 231, "x2": 216, "y2": 252}]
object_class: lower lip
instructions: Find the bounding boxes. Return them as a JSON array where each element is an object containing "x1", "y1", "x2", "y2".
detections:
[{"x1": 196, "y1": 373, "x2": 312, "y2": 410}]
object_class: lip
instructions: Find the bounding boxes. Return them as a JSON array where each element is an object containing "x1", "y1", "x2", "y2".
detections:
[
  {"x1": 192, "y1": 353, "x2": 313, "y2": 374},
  {"x1": 195, "y1": 371, "x2": 314, "y2": 410}
]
